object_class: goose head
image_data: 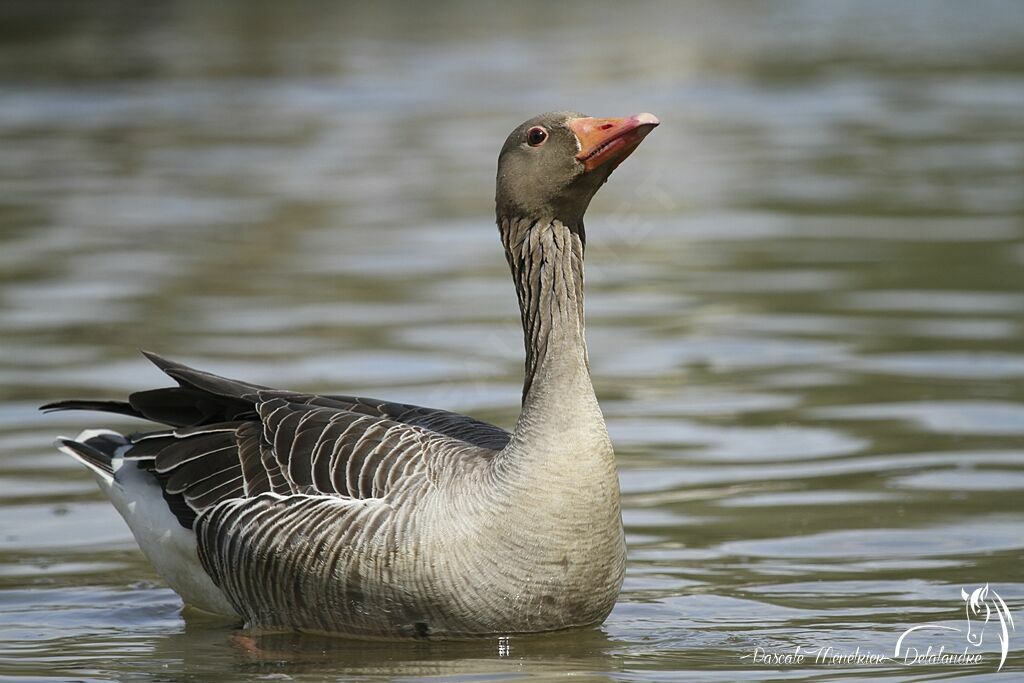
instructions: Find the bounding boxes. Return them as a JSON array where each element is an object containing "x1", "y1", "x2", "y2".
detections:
[{"x1": 495, "y1": 111, "x2": 660, "y2": 225}]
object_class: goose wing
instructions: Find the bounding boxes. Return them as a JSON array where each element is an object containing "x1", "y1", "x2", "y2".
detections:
[
  {"x1": 181, "y1": 399, "x2": 497, "y2": 635},
  {"x1": 126, "y1": 395, "x2": 490, "y2": 529},
  {"x1": 43, "y1": 352, "x2": 507, "y2": 529},
  {"x1": 47, "y1": 351, "x2": 510, "y2": 448}
]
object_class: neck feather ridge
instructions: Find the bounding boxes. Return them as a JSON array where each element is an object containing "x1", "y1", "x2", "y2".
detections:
[{"x1": 499, "y1": 216, "x2": 590, "y2": 405}]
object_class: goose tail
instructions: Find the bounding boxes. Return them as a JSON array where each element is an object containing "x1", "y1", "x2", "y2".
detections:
[{"x1": 55, "y1": 429, "x2": 130, "y2": 484}]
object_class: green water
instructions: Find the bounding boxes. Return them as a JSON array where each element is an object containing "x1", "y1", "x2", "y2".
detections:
[{"x1": 1, "y1": 1, "x2": 1023, "y2": 680}]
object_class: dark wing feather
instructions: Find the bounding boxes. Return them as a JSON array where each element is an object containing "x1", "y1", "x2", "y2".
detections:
[
  {"x1": 43, "y1": 352, "x2": 510, "y2": 449},
  {"x1": 236, "y1": 422, "x2": 273, "y2": 496},
  {"x1": 46, "y1": 352, "x2": 505, "y2": 529},
  {"x1": 310, "y1": 394, "x2": 511, "y2": 450},
  {"x1": 255, "y1": 396, "x2": 491, "y2": 499},
  {"x1": 125, "y1": 428, "x2": 247, "y2": 528}
]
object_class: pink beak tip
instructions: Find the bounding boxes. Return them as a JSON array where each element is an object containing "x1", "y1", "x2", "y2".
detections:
[{"x1": 633, "y1": 112, "x2": 660, "y2": 127}]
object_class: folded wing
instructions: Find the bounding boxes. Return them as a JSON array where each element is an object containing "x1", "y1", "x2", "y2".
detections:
[{"x1": 43, "y1": 352, "x2": 508, "y2": 530}]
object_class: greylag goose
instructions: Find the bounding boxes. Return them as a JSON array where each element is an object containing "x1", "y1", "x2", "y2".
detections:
[{"x1": 43, "y1": 111, "x2": 660, "y2": 639}]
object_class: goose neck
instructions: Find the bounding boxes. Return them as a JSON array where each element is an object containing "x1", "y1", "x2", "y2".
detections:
[{"x1": 499, "y1": 216, "x2": 602, "y2": 439}]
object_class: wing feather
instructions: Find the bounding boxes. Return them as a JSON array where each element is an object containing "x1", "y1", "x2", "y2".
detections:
[
  {"x1": 236, "y1": 422, "x2": 270, "y2": 496},
  {"x1": 47, "y1": 353, "x2": 507, "y2": 548},
  {"x1": 154, "y1": 435, "x2": 236, "y2": 473},
  {"x1": 165, "y1": 450, "x2": 238, "y2": 494},
  {"x1": 184, "y1": 474, "x2": 246, "y2": 510}
]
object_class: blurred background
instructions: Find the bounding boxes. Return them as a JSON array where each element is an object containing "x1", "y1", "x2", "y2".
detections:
[{"x1": 1, "y1": 1, "x2": 1023, "y2": 680}]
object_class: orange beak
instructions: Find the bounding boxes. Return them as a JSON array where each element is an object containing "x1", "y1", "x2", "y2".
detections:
[{"x1": 570, "y1": 113, "x2": 660, "y2": 173}]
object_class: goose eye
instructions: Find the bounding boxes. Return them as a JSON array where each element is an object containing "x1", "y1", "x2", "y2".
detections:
[{"x1": 526, "y1": 126, "x2": 548, "y2": 146}]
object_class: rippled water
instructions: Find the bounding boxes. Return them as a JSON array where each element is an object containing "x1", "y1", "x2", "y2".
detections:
[{"x1": 2, "y1": 1, "x2": 1023, "y2": 680}]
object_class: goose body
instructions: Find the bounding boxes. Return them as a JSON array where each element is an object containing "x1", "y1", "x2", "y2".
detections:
[{"x1": 45, "y1": 111, "x2": 659, "y2": 638}]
